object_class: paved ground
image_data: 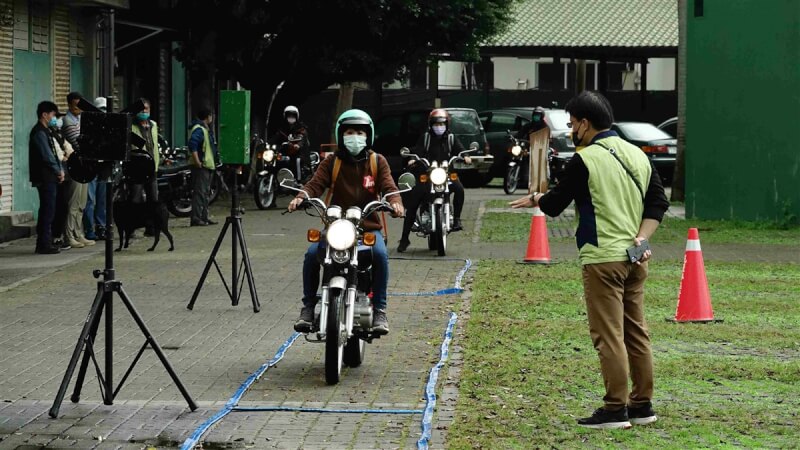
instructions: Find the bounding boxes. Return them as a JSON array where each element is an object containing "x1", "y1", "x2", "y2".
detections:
[{"x1": 0, "y1": 185, "x2": 796, "y2": 450}]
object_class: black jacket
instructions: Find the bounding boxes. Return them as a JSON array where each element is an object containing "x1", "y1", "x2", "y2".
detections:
[
  {"x1": 29, "y1": 123, "x2": 62, "y2": 185},
  {"x1": 268, "y1": 121, "x2": 310, "y2": 153},
  {"x1": 411, "y1": 131, "x2": 465, "y2": 164}
]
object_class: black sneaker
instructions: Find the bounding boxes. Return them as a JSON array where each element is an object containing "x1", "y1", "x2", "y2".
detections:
[
  {"x1": 294, "y1": 305, "x2": 315, "y2": 333},
  {"x1": 35, "y1": 246, "x2": 61, "y2": 255},
  {"x1": 452, "y1": 218, "x2": 463, "y2": 232},
  {"x1": 54, "y1": 239, "x2": 71, "y2": 250},
  {"x1": 628, "y1": 402, "x2": 657, "y2": 425},
  {"x1": 372, "y1": 309, "x2": 389, "y2": 335},
  {"x1": 397, "y1": 239, "x2": 410, "y2": 253},
  {"x1": 577, "y1": 407, "x2": 632, "y2": 429}
]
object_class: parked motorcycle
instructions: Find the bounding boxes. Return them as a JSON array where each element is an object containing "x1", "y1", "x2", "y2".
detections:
[
  {"x1": 504, "y1": 133, "x2": 529, "y2": 195},
  {"x1": 399, "y1": 143, "x2": 478, "y2": 256},
  {"x1": 156, "y1": 141, "x2": 194, "y2": 218},
  {"x1": 279, "y1": 172, "x2": 411, "y2": 384}
]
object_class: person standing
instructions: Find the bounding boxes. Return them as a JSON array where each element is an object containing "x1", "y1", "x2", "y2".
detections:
[
  {"x1": 188, "y1": 109, "x2": 218, "y2": 226},
  {"x1": 61, "y1": 92, "x2": 94, "y2": 248},
  {"x1": 29, "y1": 101, "x2": 65, "y2": 254},
  {"x1": 130, "y1": 98, "x2": 159, "y2": 202},
  {"x1": 511, "y1": 91, "x2": 669, "y2": 429}
]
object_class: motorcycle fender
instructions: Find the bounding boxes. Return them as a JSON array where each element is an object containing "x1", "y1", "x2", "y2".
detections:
[
  {"x1": 508, "y1": 161, "x2": 518, "y2": 167},
  {"x1": 433, "y1": 198, "x2": 444, "y2": 205},
  {"x1": 328, "y1": 276, "x2": 347, "y2": 291}
]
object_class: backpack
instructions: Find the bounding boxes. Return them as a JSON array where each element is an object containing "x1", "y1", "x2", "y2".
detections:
[{"x1": 422, "y1": 131, "x2": 454, "y2": 157}]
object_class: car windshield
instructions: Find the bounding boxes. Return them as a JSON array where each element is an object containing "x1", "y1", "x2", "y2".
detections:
[
  {"x1": 545, "y1": 110, "x2": 571, "y2": 131},
  {"x1": 617, "y1": 123, "x2": 672, "y2": 141},
  {"x1": 448, "y1": 110, "x2": 481, "y2": 134}
]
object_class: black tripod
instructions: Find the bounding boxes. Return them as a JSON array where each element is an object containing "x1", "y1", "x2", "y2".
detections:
[
  {"x1": 50, "y1": 165, "x2": 197, "y2": 418},
  {"x1": 187, "y1": 168, "x2": 260, "y2": 312}
]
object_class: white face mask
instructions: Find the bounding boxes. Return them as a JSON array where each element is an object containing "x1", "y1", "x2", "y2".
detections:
[
  {"x1": 432, "y1": 125, "x2": 446, "y2": 136},
  {"x1": 287, "y1": 117, "x2": 297, "y2": 125},
  {"x1": 55, "y1": 118, "x2": 63, "y2": 129},
  {"x1": 343, "y1": 134, "x2": 367, "y2": 156}
]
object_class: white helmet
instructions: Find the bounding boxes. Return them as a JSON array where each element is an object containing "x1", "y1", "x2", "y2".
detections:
[
  {"x1": 94, "y1": 97, "x2": 107, "y2": 112},
  {"x1": 283, "y1": 105, "x2": 299, "y2": 120}
]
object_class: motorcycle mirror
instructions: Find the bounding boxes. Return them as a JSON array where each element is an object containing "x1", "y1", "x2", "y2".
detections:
[
  {"x1": 277, "y1": 168, "x2": 297, "y2": 188},
  {"x1": 469, "y1": 142, "x2": 479, "y2": 150},
  {"x1": 397, "y1": 172, "x2": 416, "y2": 190}
]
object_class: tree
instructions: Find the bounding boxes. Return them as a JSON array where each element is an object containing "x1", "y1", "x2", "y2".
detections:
[{"x1": 171, "y1": 0, "x2": 515, "y2": 134}]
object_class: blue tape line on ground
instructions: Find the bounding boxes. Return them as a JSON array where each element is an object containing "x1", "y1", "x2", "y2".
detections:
[
  {"x1": 391, "y1": 259, "x2": 471, "y2": 297},
  {"x1": 232, "y1": 406, "x2": 423, "y2": 414},
  {"x1": 417, "y1": 312, "x2": 457, "y2": 450},
  {"x1": 180, "y1": 333, "x2": 301, "y2": 450}
]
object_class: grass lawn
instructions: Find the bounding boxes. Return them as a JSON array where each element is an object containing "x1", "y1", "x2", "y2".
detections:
[
  {"x1": 479, "y1": 206, "x2": 800, "y2": 245},
  {"x1": 448, "y1": 259, "x2": 800, "y2": 449}
]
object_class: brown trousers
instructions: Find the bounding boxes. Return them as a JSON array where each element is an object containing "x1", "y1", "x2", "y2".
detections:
[{"x1": 582, "y1": 261, "x2": 653, "y2": 410}]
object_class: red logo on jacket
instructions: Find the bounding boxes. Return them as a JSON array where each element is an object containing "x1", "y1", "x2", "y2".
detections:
[{"x1": 363, "y1": 175, "x2": 375, "y2": 192}]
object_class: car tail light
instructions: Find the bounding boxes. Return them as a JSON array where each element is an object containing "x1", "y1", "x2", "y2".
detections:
[{"x1": 642, "y1": 145, "x2": 668, "y2": 154}]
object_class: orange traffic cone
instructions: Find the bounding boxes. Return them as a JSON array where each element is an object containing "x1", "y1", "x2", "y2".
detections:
[
  {"x1": 521, "y1": 206, "x2": 551, "y2": 264},
  {"x1": 668, "y1": 228, "x2": 722, "y2": 323}
]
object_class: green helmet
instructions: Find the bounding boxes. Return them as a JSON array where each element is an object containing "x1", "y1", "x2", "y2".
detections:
[{"x1": 335, "y1": 109, "x2": 374, "y2": 149}]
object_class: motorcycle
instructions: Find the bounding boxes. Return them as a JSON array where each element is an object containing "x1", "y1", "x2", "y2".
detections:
[
  {"x1": 504, "y1": 133, "x2": 529, "y2": 195},
  {"x1": 279, "y1": 171, "x2": 412, "y2": 384},
  {"x1": 399, "y1": 143, "x2": 478, "y2": 256},
  {"x1": 254, "y1": 135, "x2": 320, "y2": 210},
  {"x1": 156, "y1": 141, "x2": 194, "y2": 218}
]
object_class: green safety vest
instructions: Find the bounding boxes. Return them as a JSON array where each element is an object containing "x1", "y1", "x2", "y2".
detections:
[
  {"x1": 132, "y1": 121, "x2": 160, "y2": 171},
  {"x1": 577, "y1": 136, "x2": 652, "y2": 265},
  {"x1": 189, "y1": 124, "x2": 216, "y2": 170}
]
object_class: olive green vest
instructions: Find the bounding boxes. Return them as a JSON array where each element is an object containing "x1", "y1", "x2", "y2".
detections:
[
  {"x1": 577, "y1": 136, "x2": 652, "y2": 264},
  {"x1": 132, "y1": 120, "x2": 159, "y2": 171},
  {"x1": 189, "y1": 124, "x2": 216, "y2": 170}
]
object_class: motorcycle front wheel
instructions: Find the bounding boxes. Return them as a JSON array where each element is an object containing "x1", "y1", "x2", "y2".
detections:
[
  {"x1": 434, "y1": 204, "x2": 447, "y2": 256},
  {"x1": 166, "y1": 195, "x2": 192, "y2": 218},
  {"x1": 343, "y1": 335, "x2": 366, "y2": 367},
  {"x1": 504, "y1": 165, "x2": 521, "y2": 195},
  {"x1": 254, "y1": 176, "x2": 276, "y2": 210},
  {"x1": 325, "y1": 288, "x2": 346, "y2": 385},
  {"x1": 209, "y1": 172, "x2": 222, "y2": 205}
]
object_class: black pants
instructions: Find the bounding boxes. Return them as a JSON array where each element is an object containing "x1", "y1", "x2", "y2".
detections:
[
  {"x1": 36, "y1": 182, "x2": 57, "y2": 250},
  {"x1": 52, "y1": 180, "x2": 69, "y2": 241},
  {"x1": 400, "y1": 180, "x2": 464, "y2": 241},
  {"x1": 191, "y1": 167, "x2": 212, "y2": 224}
]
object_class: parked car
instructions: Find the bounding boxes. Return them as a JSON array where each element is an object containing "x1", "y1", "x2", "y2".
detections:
[
  {"x1": 657, "y1": 116, "x2": 677, "y2": 138},
  {"x1": 611, "y1": 121, "x2": 676, "y2": 185},
  {"x1": 372, "y1": 108, "x2": 493, "y2": 187},
  {"x1": 478, "y1": 107, "x2": 575, "y2": 185}
]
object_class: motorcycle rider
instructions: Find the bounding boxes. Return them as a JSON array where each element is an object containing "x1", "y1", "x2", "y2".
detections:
[
  {"x1": 269, "y1": 105, "x2": 311, "y2": 182},
  {"x1": 288, "y1": 109, "x2": 404, "y2": 335},
  {"x1": 397, "y1": 108, "x2": 470, "y2": 253},
  {"x1": 515, "y1": 106, "x2": 548, "y2": 141}
]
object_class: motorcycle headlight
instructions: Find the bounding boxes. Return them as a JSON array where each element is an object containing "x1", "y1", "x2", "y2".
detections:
[
  {"x1": 327, "y1": 219, "x2": 357, "y2": 251},
  {"x1": 326, "y1": 205, "x2": 342, "y2": 220},
  {"x1": 264, "y1": 149, "x2": 274, "y2": 162},
  {"x1": 430, "y1": 168, "x2": 447, "y2": 186},
  {"x1": 511, "y1": 145, "x2": 522, "y2": 156},
  {"x1": 332, "y1": 249, "x2": 350, "y2": 264},
  {"x1": 345, "y1": 206, "x2": 362, "y2": 221}
]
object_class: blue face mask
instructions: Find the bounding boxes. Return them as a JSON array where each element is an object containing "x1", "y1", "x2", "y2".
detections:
[
  {"x1": 136, "y1": 112, "x2": 150, "y2": 122},
  {"x1": 343, "y1": 135, "x2": 367, "y2": 156},
  {"x1": 48, "y1": 117, "x2": 58, "y2": 128}
]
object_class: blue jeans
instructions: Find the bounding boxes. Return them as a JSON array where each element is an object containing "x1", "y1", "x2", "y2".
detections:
[
  {"x1": 84, "y1": 178, "x2": 107, "y2": 236},
  {"x1": 303, "y1": 230, "x2": 389, "y2": 310}
]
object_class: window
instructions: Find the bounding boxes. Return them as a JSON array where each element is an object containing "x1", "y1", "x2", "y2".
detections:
[
  {"x1": 486, "y1": 113, "x2": 516, "y2": 133},
  {"x1": 30, "y1": 0, "x2": 49, "y2": 53},
  {"x1": 448, "y1": 110, "x2": 481, "y2": 134},
  {"x1": 13, "y1": 0, "x2": 28, "y2": 50},
  {"x1": 70, "y1": 20, "x2": 85, "y2": 56},
  {"x1": 615, "y1": 123, "x2": 672, "y2": 141},
  {"x1": 374, "y1": 115, "x2": 402, "y2": 139}
]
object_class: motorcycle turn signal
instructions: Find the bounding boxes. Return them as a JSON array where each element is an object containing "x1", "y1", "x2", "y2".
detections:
[
  {"x1": 363, "y1": 232, "x2": 376, "y2": 247},
  {"x1": 307, "y1": 229, "x2": 321, "y2": 242}
]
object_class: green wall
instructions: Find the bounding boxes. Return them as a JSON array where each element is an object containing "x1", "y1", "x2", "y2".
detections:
[
  {"x1": 70, "y1": 55, "x2": 91, "y2": 96},
  {"x1": 686, "y1": 0, "x2": 800, "y2": 221},
  {"x1": 13, "y1": 50, "x2": 52, "y2": 215},
  {"x1": 171, "y1": 44, "x2": 187, "y2": 147}
]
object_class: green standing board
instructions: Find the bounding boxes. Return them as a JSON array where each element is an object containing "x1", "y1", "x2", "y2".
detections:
[{"x1": 218, "y1": 90, "x2": 251, "y2": 165}]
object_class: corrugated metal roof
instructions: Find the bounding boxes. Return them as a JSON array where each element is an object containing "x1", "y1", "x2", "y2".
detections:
[{"x1": 486, "y1": 0, "x2": 678, "y2": 48}]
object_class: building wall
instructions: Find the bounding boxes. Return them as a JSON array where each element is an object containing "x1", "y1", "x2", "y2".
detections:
[
  {"x1": 0, "y1": 0, "x2": 14, "y2": 213},
  {"x1": 686, "y1": 0, "x2": 800, "y2": 221},
  {"x1": 51, "y1": 1, "x2": 68, "y2": 111}
]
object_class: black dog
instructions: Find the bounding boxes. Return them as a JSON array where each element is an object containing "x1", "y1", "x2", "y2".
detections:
[{"x1": 113, "y1": 186, "x2": 174, "y2": 252}]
